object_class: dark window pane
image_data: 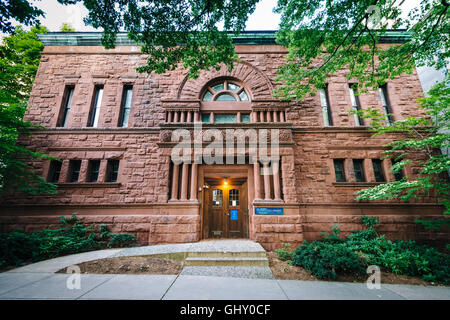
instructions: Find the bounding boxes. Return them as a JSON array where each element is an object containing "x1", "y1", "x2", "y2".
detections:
[
  {"x1": 106, "y1": 160, "x2": 119, "y2": 182},
  {"x1": 47, "y1": 160, "x2": 62, "y2": 183},
  {"x1": 68, "y1": 160, "x2": 81, "y2": 183},
  {"x1": 372, "y1": 159, "x2": 386, "y2": 182},
  {"x1": 58, "y1": 86, "x2": 74, "y2": 127},
  {"x1": 319, "y1": 86, "x2": 332, "y2": 126},
  {"x1": 212, "y1": 83, "x2": 224, "y2": 92},
  {"x1": 227, "y1": 82, "x2": 240, "y2": 92},
  {"x1": 212, "y1": 189, "x2": 223, "y2": 206},
  {"x1": 229, "y1": 189, "x2": 239, "y2": 206},
  {"x1": 201, "y1": 113, "x2": 210, "y2": 123},
  {"x1": 214, "y1": 114, "x2": 237, "y2": 123},
  {"x1": 379, "y1": 84, "x2": 394, "y2": 124},
  {"x1": 88, "y1": 160, "x2": 101, "y2": 182},
  {"x1": 88, "y1": 86, "x2": 103, "y2": 127},
  {"x1": 353, "y1": 159, "x2": 365, "y2": 182},
  {"x1": 238, "y1": 90, "x2": 249, "y2": 101},
  {"x1": 349, "y1": 85, "x2": 363, "y2": 126},
  {"x1": 241, "y1": 114, "x2": 250, "y2": 123},
  {"x1": 215, "y1": 93, "x2": 236, "y2": 101},
  {"x1": 202, "y1": 90, "x2": 213, "y2": 101},
  {"x1": 392, "y1": 159, "x2": 404, "y2": 181},
  {"x1": 333, "y1": 159, "x2": 346, "y2": 182},
  {"x1": 119, "y1": 85, "x2": 132, "y2": 127}
]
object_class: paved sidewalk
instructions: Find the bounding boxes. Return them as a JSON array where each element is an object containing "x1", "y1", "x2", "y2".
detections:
[
  {"x1": 1, "y1": 272, "x2": 449, "y2": 300},
  {"x1": 1, "y1": 243, "x2": 449, "y2": 300}
]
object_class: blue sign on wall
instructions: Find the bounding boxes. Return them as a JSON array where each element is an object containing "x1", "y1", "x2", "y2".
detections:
[
  {"x1": 255, "y1": 207, "x2": 283, "y2": 215},
  {"x1": 230, "y1": 209, "x2": 238, "y2": 220}
]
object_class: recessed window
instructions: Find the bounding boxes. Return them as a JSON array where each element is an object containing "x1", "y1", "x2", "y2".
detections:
[
  {"x1": 319, "y1": 85, "x2": 332, "y2": 126},
  {"x1": 379, "y1": 84, "x2": 394, "y2": 125},
  {"x1": 68, "y1": 160, "x2": 81, "y2": 183},
  {"x1": 241, "y1": 114, "x2": 250, "y2": 123},
  {"x1": 106, "y1": 160, "x2": 119, "y2": 182},
  {"x1": 57, "y1": 86, "x2": 74, "y2": 127},
  {"x1": 119, "y1": 85, "x2": 132, "y2": 127},
  {"x1": 87, "y1": 160, "x2": 101, "y2": 182},
  {"x1": 353, "y1": 159, "x2": 365, "y2": 182},
  {"x1": 202, "y1": 80, "x2": 249, "y2": 102},
  {"x1": 372, "y1": 159, "x2": 386, "y2": 182},
  {"x1": 333, "y1": 159, "x2": 346, "y2": 182},
  {"x1": 214, "y1": 114, "x2": 237, "y2": 123},
  {"x1": 88, "y1": 85, "x2": 103, "y2": 127},
  {"x1": 392, "y1": 158, "x2": 405, "y2": 181},
  {"x1": 349, "y1": 84, "x2": 363, "y2": 126},
  {"x1": 47, "y1": 160, "x2": 62, "y2": 183},
  {"x1": 201, "y1": 113, "x2": 211, "y2": 123}
]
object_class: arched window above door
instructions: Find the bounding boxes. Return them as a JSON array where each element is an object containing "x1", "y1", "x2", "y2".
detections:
[{"x1": 202, "y1": 80, "x2": 249, "y2": 102}]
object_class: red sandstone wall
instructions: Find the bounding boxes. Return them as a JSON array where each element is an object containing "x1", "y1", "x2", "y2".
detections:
[{"x1": 0, "y1": 43, "x2": 447, "y2": 250}]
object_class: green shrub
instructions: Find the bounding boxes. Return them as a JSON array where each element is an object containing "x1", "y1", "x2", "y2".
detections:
[
  {"x1": 290, "y1": 216, "x2": 450, "y2": 284},
  {"x1": 343, "y1": 216, "x2": 449, "y2": 284},
  {"x1": 274, "y1": 243, "x2": 294, "y2": 261},
  {"x1": 291, "y1": 240, "x2": 365, "y2": 280},
  {"x1": 0, "y1": 215, "x2": 137, "y2": 270}
]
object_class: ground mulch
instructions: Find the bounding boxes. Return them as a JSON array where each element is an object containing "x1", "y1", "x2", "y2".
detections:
[
  {"x1": 57, "y1": 256, "x2": 183, "y2": 275},
  {"x1": 267, "y1": 251, "x2": 433, "y2": 286}
]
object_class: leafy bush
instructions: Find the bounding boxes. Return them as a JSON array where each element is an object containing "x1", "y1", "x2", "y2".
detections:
[
  {"x1": 274, "y1": 243, "x2": 294, "y2": 261},
  {"x1": 0, "y1": 215, "x2": 137, "y2": 270},
  {"x1": 291, "y1": 240, "x2": 365, "y2": 280},
  {"x1": 290, "y1": 216, "x2": 450, "y2": 284}
]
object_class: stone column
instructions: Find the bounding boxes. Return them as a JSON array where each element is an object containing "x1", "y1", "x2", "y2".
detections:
[
  {"x1": 273, "y1": 111, "x2": 279, "y2": 122},
  {"x1": 190, "y1": 163, "x2": 198, "y2": 201},
  {"x1": 266, "y1": 110, "x2": 272, "y2": 122},
  {"x1": 237, "y1": 112, "x2": 241, "y2": 123},
  {"x1": 273, "y1": 160, "x2": 281, "y2": 201},
  {"x1": 262, "y1": 161, "x2": 272, "y2": 200},
  {"x1": 210, "y1": 112, "x2": 214, "y2": 123},
  {"x1": 59, "y1": 159, "x2": 70, "y2": 183},
  {"x1": 187, "y1": 111, "x2": 192, "y2": 123},
  {"x1": 194, "y1": 111, "x2": 199, "y2": 122},
  {"x1": 259, "y1": 111, "x2": 265, "y2": 123},
  {"x1": 364, "y1": 159, "x2": 376, "y2": 182},
  {"x1": 173, "y1": 111, "x2": 179, "y2": 123},
  {"x1": 251, "y1": 111, "x2": 257, "y2": 122},
  {"x1": 180, "y1": 111, "x2": 186, "y2": 123},
  {"x1": 253, "y1": 160, "x2": 262, "y2": 200},
  {"x1": 280, "y1": 111, "x2": 285, "y2": 122},
  {"x1": 180, "y1": 163, "x2": 189, "y2": 200},
  {"x1": 383, "y1": 159, "x2": 396, "y2": 181},
  {"x1": 78, "y1": 160, "x2": 89, "y2": 183},
  {"x1": 167, "y1": 111, "x2": 173, "y2": 122},
  {"x1": 170, "y1": 163, "x2": 180, "y2": 201}
]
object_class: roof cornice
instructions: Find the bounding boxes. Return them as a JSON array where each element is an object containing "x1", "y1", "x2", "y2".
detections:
[{"x1": 38, "y1": 30, "x2": 411, "y2": 46}]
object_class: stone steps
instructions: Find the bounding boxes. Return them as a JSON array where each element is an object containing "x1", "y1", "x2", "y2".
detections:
[
  {"x1": 185, "y1": 256, "x2": 269, "y2": 267},
  {"x1": 187, "y1": 251, "x2": 266, "y2": 258}
]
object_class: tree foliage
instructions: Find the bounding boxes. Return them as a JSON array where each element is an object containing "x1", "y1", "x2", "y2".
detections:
[
  {"x1": 0, "y1": 0, "x2": 45, "y2": 34},
  {"x1": 0, "y1": 25, "x2": 57, "y2": 195},
  {"x1": 354, "y1": 81, "x2": 450, "y2": 221},
  {"x1": 273, "y1": 0, "x2": 449, "y2": 100},
  {"x1": 60, "y1": 23, "x2": 75, "y2": 32},
  {"x1": 58, "y1": 0, "x2": 260, "y2": 78}
]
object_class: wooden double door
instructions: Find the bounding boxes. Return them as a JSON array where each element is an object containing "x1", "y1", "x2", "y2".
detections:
[{"x1": 204, "y1": 179, "x2": 248, "y2": 239}]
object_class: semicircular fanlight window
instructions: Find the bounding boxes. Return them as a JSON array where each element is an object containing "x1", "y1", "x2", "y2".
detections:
[{"x1": 202, "y1": 80, "x2": 249, "y2": 101}]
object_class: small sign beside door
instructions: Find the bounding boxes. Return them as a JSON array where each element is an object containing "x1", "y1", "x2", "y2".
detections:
[
  {"x1": 255, "y1": 207, "x2": 283, "y2": 215},
  {"x1": 230, "y1": 209, "x2": 238, "y2": 220}
]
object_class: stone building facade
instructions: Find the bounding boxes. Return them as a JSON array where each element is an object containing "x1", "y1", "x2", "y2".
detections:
[{"x1": 0, "y1": 31, "x2": 446, "y2": 250}]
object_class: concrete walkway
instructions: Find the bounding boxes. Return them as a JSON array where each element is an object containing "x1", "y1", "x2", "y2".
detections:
[{"x1": 1, "y1": 242, "x2": 449, "y2": 300}]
